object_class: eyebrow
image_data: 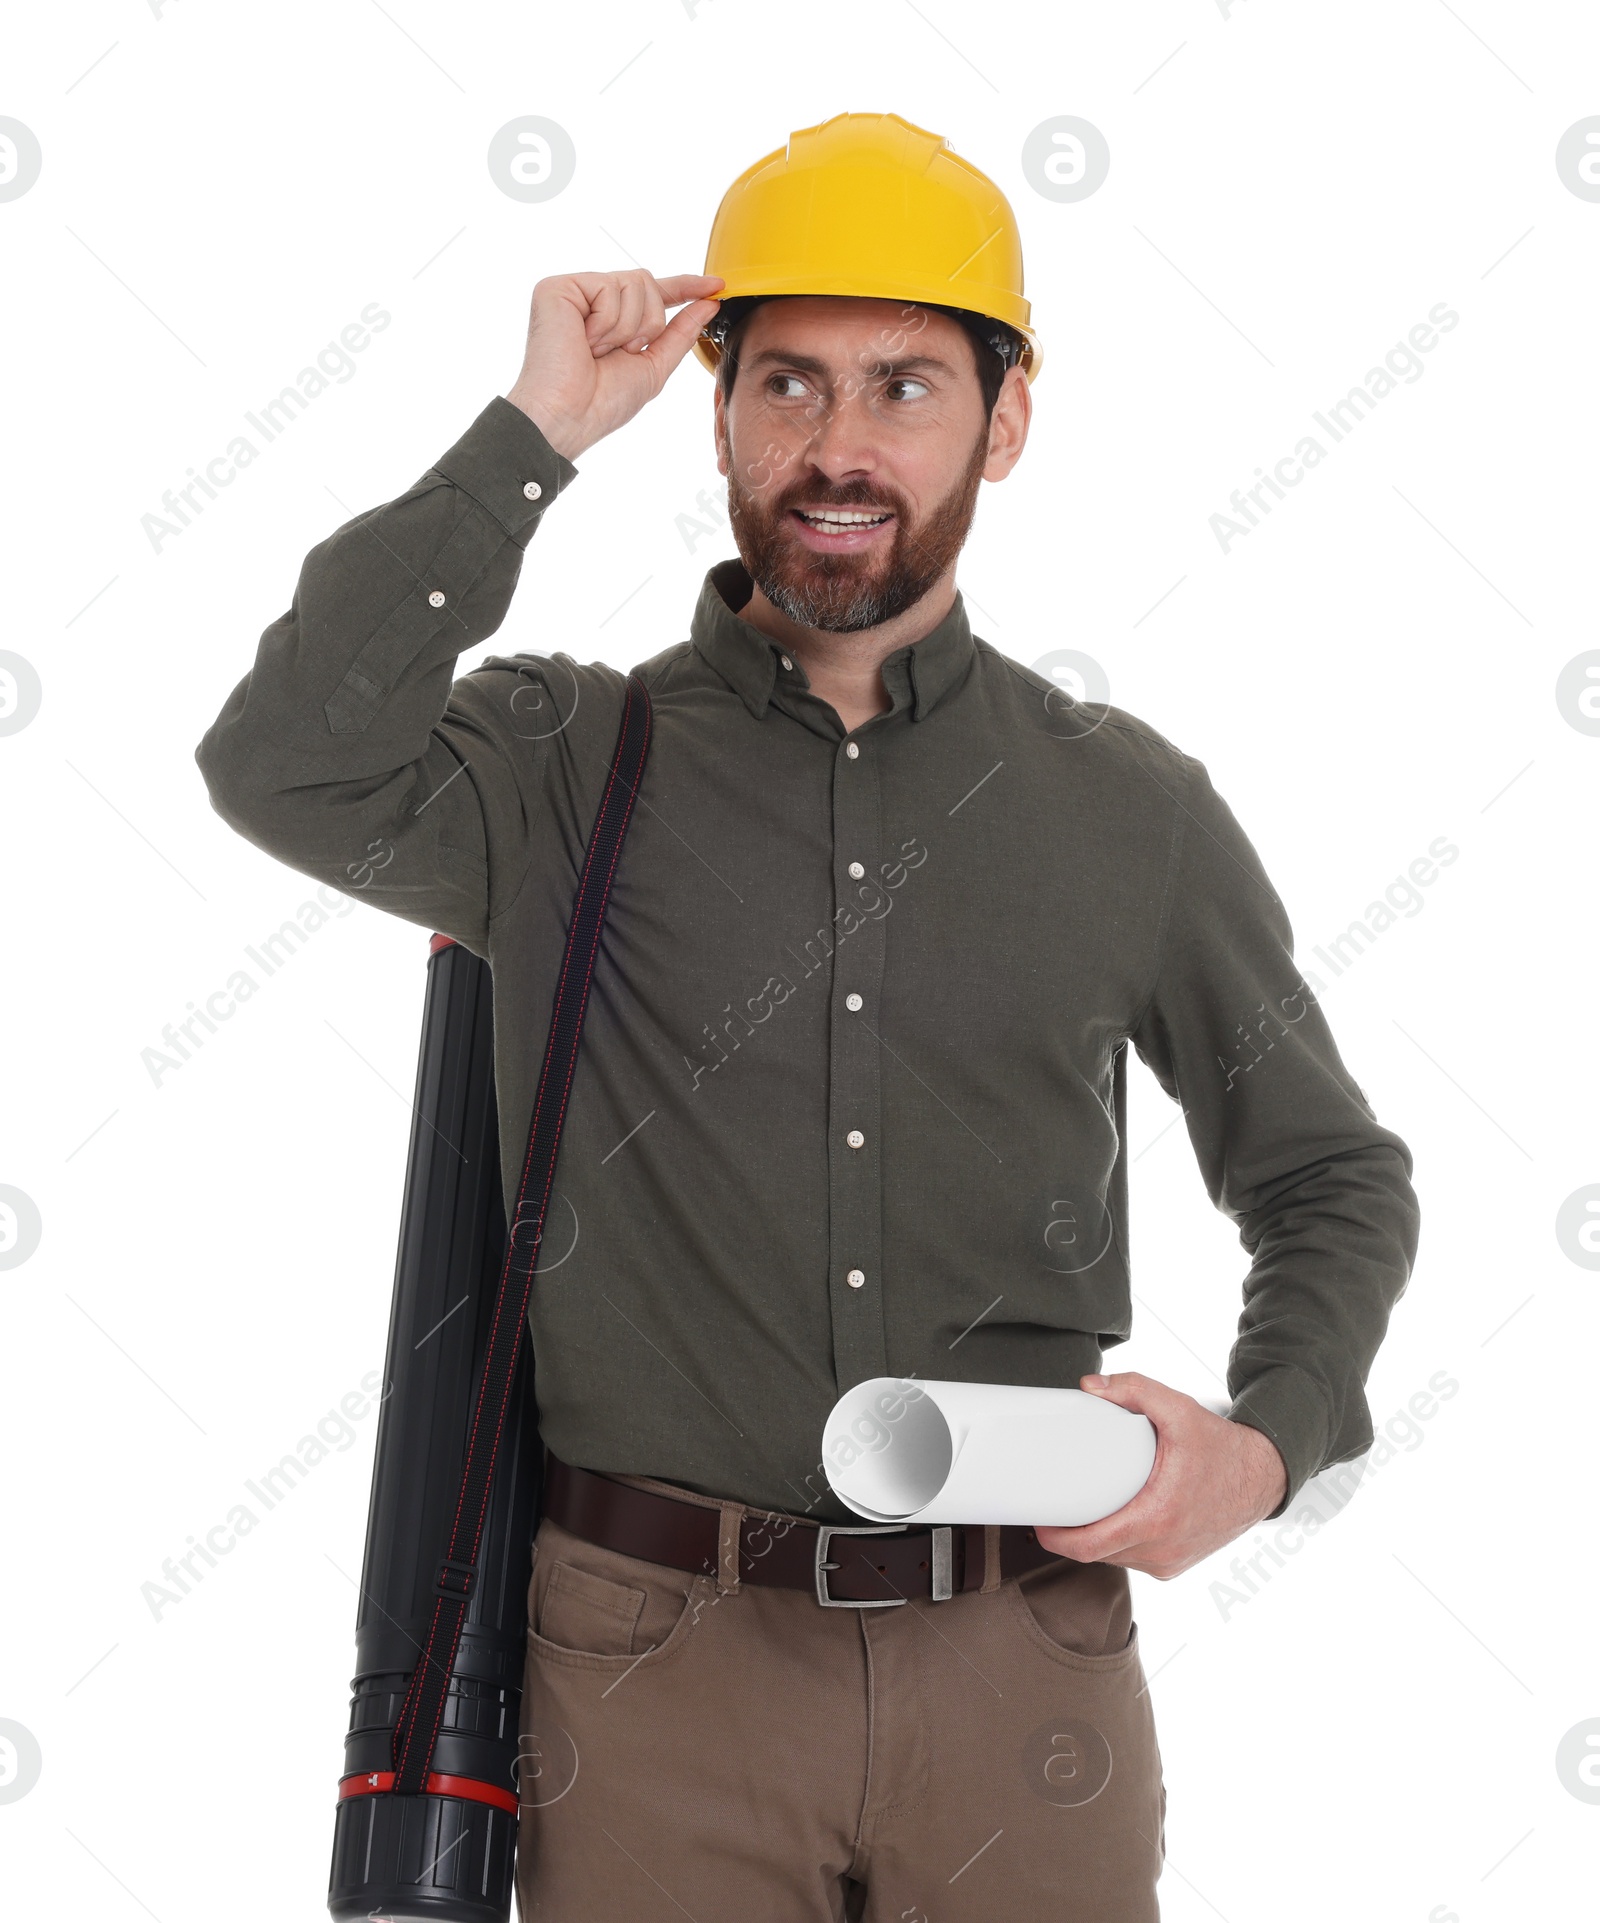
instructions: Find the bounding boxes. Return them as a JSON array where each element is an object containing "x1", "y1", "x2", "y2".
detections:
[{"x1": 741, "y1": 348, "x2": 960, "y2": 380}]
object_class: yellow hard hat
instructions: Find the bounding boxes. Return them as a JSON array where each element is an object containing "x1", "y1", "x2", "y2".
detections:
[{"x1": 694, "y1": 111, "x2": 1041, "y2": 383}]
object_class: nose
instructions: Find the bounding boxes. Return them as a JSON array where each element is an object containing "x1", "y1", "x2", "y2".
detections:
[{"x1": 800, "y1": 383, "x2": 883, "y2": 490}]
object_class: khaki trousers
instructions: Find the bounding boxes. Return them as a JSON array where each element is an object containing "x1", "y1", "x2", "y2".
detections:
[{"x1": 515, "y1": 1473, "x2": 1166, "y2": 1921}]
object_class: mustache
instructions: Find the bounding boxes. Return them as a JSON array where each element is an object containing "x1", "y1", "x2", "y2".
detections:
[{"x1": 765, "y1": 476, "x2": 909, "y2": 520}]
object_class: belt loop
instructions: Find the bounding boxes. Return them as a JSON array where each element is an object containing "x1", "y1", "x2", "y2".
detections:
[
  {"x1": 981, "y1": 1525, "x2": 1003, "y2": 1594},
  {"x1": 717, "y1": 1503, "x2": 743, "y2": 1594}
]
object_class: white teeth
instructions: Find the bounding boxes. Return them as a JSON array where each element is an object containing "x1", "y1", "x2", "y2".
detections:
[{"x1": 798, "y1": 508, "x2": 891, "y2": 527}]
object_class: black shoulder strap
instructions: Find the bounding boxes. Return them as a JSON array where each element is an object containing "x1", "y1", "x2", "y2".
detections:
[{"x1": 390, "y1": 671, "x2": 652, "y2": 1793}]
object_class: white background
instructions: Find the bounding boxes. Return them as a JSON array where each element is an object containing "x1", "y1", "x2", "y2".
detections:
[{"x1": 3, "y1": 3, "x2": 1598, "y2": 1919}]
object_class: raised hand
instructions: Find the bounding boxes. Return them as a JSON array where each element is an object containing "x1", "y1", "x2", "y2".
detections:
[{"x1": 505, "y1": 269, "x2": 725, "y2": 460}]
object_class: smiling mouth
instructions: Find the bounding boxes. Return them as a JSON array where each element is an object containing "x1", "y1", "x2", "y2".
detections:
[{"x1": 792, "y1": 507, "x2": 894, "y2": 531}]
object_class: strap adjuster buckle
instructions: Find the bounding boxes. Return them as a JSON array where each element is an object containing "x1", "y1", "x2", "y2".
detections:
[{"x1": 434, "y1": 1557, "x2": 477, "y2": 1599}]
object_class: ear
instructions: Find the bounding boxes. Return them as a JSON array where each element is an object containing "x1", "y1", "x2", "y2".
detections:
[
  {"x1": 713, "y1": 379, "x2": 731, "y2": 477},
  {"x1": 982, "y1": 363, "x2": 1032, "y2": 482}
]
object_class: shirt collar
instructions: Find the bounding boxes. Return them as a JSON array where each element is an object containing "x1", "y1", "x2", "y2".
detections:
[{"x1": 691, "y1": 559, "x2": 976, "y2": 724}]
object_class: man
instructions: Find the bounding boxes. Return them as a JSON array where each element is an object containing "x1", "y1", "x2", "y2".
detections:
[{"x1": 197, "y1": 114, "x2": 1419, "y2": 1921}]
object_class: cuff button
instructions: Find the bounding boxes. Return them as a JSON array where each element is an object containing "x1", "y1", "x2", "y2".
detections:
[{"x1": 523, "y1": 481, "x2": 543, "y2": 501}]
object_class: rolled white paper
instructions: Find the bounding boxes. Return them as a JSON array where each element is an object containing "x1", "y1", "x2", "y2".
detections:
[{"x1": 822, "y1": 1377, "x2": 1158, "y2": 1527}]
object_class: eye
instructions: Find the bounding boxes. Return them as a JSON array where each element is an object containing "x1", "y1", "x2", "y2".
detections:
[
  {"x1": 884, "y1": 376, "x2": 931, "y2": 402},
  {"x1": 767, "y1": 373, "x2": 812, "y2": 399}
]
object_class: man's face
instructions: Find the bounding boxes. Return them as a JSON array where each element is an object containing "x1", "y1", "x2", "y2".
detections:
[{"x1": 714, "y1": 297, "x2": 1015, "y2": 633}]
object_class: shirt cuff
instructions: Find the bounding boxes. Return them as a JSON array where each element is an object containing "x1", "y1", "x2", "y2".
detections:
[
  {"x1": 431, "y1": 394, "x2": 579, "y2": 547},
  {"x1": 1226, "y1": 1365, "x2": 1336, "y2": 1521}
]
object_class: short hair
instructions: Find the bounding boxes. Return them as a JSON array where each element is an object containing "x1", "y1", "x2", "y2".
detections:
[{"x1": 708, "y1": 296, "x2": 1024, "y2": 419}]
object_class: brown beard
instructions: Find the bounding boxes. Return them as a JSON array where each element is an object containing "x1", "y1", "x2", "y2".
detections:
[{"x1": 724, "y1": 430, "x2": 989, "y2": 634}]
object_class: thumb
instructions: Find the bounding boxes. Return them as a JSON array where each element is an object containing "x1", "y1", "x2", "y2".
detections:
[
  {"x1": 644, "y1": 297, "x2": 722, "y2": 379},
  {"x1": 1078, "y1": 1370, "x2": 1157, "y2": 1414}
]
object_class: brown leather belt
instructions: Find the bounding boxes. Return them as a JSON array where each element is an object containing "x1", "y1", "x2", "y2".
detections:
[{"x1": 542, "y1": 1454, "x2": 1058, "y2": 1607}]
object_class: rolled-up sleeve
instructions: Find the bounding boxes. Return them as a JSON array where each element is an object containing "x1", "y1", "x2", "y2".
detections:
[{"x1": 1129, "y1": 752, "x2": 1421, "y2": 1517}]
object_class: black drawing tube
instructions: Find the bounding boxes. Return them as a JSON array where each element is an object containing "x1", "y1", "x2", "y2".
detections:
[{"x1": 327, "y1": 934, "x2": 537, "y2": 1923}]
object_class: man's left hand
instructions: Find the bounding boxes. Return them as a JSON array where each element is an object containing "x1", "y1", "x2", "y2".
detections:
[{"x1": 1034, "y1": 1372, "x2": 1288, "y2": 1580}]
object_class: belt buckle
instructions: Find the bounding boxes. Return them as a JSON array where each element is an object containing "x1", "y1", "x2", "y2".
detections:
[{"x1": 815, "y1": 1522, "x2": 953, "y2": 1608}]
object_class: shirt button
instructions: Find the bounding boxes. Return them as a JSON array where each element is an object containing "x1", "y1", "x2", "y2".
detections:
[
  {"x1": 846, "y1": 1268, "x2": 866, "y2": 1289},
  {"x1": 522, "y1": 481, "x2": 542, "y2": 501},
  {"x1": 779, "y1": 654, "x2": 793, "y2": 671},
  {"x1": 847, "y1": 861, "x2": 865, "y2": 879},
  {"x1": 845, "y1": 741, "x2": 860, "y2": 759},
  {"x1": 845, "y1": 993, "x2": 863, "y2": 1011},
  {"x1": 846, "y1": 1130, "x2": 865, "y2": 1149},
  {"x1": 428, "y1": 590, "x2": 446, "y2": 607}
]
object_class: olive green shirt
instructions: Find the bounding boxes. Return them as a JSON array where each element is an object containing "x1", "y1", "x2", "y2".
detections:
[{"x1": 196, "y1": 394, "x2": 1420, "y2": 1524}]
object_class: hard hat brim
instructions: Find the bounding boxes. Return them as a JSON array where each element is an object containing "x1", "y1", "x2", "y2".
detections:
[{"x1": 692, "y1": 284, "x2": 1041, "y2": 384}]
